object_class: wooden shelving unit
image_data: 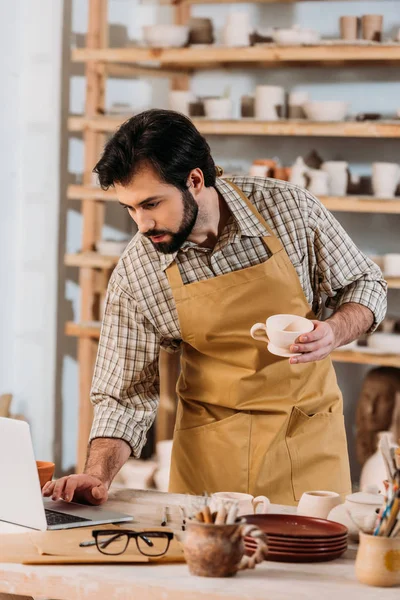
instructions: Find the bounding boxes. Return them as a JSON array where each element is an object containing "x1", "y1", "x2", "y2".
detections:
[
  {"x1": 69, "y1": 0, "x2": 400, "y2": 471},
  {"x1": 69, "y1": 115, "x2": 400, "y2": 138}
]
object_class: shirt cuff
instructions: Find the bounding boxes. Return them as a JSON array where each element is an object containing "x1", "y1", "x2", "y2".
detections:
[
  {"x1": 325, "y1": 280, "x2": 387, "y2": 333},
  {"x1": 89, "y1": 404, "x2": 154, "y2": 458}
]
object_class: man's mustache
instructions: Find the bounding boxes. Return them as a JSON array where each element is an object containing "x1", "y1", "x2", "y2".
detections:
[{"x1": 143, "y1": 229, "x2": 171, "y2": 238}]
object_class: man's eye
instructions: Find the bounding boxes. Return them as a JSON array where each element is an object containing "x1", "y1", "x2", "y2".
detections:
[{"x1": 146, "y1": 202, "x2": 159, "y2": 209}]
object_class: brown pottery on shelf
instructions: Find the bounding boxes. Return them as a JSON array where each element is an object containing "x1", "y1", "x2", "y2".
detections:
[
  {"x1": 355, "y1": 532, "x2": 400, "y2": 587},
  {"x1": 183, "y1": 521, "x2": 244, "y2": 577},
  {"x1": 36, "y1": 461, "x2": 55, "y2": 489}
]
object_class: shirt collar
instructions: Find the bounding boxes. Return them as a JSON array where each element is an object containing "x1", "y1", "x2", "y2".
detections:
[{"x1": 157, "y1": 177, "x2": 269, "y2": 271}]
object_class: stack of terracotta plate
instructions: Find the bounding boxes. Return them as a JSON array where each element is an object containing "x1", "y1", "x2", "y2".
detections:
[{"x1": 243, "y1": 514, "x2": 348, "y2": 563}]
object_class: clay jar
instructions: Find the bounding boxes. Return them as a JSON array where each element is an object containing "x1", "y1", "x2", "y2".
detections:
[
  {"x1": 183, "y1": 521, "x2": 244, "y2": 577},
  {"x1": 355, "y1": 532, "x2": 400, "y2": 587},
  {"x1": 36, "y1": 461, "x2": 55, "y2": 489},
  {"x1": 361, "y1": 15, "x2": 383, "y2": 42}
]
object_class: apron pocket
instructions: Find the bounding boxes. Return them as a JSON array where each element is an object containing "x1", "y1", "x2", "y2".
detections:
[
  {"x1": 285, "y1": 406, "x2": 351, "y2": 502},
  {"x1": 169, "y1": 412, "x2": 251, "y2": 495}
]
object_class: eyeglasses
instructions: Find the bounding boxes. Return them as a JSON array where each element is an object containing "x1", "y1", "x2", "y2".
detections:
[{"x1": 87, "y1": 529, "x2": 174, "y2": 557}]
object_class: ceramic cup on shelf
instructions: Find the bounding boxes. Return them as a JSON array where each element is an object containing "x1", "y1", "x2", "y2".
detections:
[
  {"x1": 383, "y1": 254, "x2": 400, "y2": 277},
  {"x1": 355, "y1": 532, "x2": 400, "y2": 587},
  {"x1": 361, "y1": 14, "x2": 383, "y2": 42},
  {"x1": 223, "y1": 12, "x2": 252, "y2": 47},
  {"x1": 250, "y1": 313, "x2": 314, "y2": 355},
  {"x1": 168, "y1": 90, "x2": 195, "y2": 116},
  {"x1": 211, "y1": 492, "x2": 270, "y2": 516},
  {"x1": 241, "y1": 95, "x2": 255, "y2": 118},
  {"x1": 340, "y1": 16, "x2": 359, "y2": 41},
  {"x1": 255, "y1": 85, "x2": 285, "y2": 121},
  {"x1": 321, "y1": 161, "x2": 349, "y2": 196},
  {"x1": 307, "y1": 169, "x2": 329, "y2": 196},
  {"x1": 204, "y1": 97, "x2": 232, "y2": 120},
  {"x1": 297, "y1": 490, "x2": 342, "y2": 520},
  {"x1": 249, "y1": 164, "x2": 269, "y2": 177},
  {"x1": 372, "y1": 162, "x2": 400, "y2": 198},
  {"x1": 288, "y1": 91, "x2": 309, "y2": 119}
]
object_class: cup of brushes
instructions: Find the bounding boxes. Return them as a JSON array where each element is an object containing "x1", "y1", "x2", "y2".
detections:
[
  {"x1": 182, "y1": 500, "x2": 267, "y2": 577},
  {"x1": 355, "y1": 445, "x2": 400, "y2": 587}
]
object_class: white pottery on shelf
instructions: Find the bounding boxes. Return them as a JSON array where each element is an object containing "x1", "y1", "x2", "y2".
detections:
[
  {"x1": 96, "y1": 239, "x2": 129, "y2": 256},
  {"x1": 168, "y1": 90, "x2": 195, "y2": 116},
  {"x1": 359, "y1": 431, "x2": 396, "y2": 493},
  {"x1": 321, "y1": 161, "x2": 348, "y2": 196},
  {"x1": 223, "y1": 12, "x2": 252, "y2": 47},
  {"x1": 272, "y1": 25, "x2": 320, "y2": 45},
  {"x1": 255, "y1": 85, "x2": 285, "y2": 121},
  {"x1": 328, "y1": 487, "x2": 384, "y2": 541},
  {"x1": 372, "y1": 162, "x2": 400, "y2": 198},
  {"x1": 367, "y1": 332, "x2": 400, "y2": 354},
  {"x1": 383, "y1": 253, "x2": 400, "y2": 277},
  {"x1": 249, "y1": 164, "x2": 269, "y2": 177},
  {"x1": 142, "y1": 25, "x2": 189, "y2": 48},
  {"x1": 307, "y1": 169, "x2": 329, "y2": 196},
  {"x1": 204, "y1": 97, "x2": 232, "y2": 120},
  {"x1": 289, "y1": 156, "x2": 309, "y2": 188},
  {"x1": 303, "y1": 101, "x2": 349, "y2": 122}
]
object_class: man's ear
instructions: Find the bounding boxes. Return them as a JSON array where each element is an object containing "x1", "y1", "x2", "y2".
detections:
[{"x1": 187, "y1": 168, "x2": 204, "y2": 194}]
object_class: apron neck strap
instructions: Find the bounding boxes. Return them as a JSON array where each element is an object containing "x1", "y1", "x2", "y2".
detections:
[
  {"x1": 166, "y1": 180, "x2": 284, "y2": 288},
  {"x1": 225, "y1": 180, "x2": 283, "y2": 255}
]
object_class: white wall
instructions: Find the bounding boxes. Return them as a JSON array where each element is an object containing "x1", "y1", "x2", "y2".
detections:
[
  {"x1": 0, "y1": 1, "x2": 63, "y2": 461},
  {"x1": 62, "y1": 0, "x2": 400, "y2": 480}
]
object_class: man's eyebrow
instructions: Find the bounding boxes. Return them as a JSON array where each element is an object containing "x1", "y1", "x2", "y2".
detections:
[{"x1": 118, "y1": 196, "x2": 162, "y2": 209}]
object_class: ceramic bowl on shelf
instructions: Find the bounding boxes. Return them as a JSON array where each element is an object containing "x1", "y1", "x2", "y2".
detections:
[
  {"x1": 367, "y1": 332, "x2": 400, "y2": 354},
  {"x1": 142, "y1": 25, "x2": 189, "y2": 48},
  {"x1": 303, "y1": 101, "x2": 349, "y2": 122},
  {"x1": 204, "y1": 97, "x2": 232, "y2": 120},
  {"x1": 96, "y1": 239, "x2": 129, "y2": 256},
  {"x1": 272, "y1": 27, "x2": 320, "y2": 45}
]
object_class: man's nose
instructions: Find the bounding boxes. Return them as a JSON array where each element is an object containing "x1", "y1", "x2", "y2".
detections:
[{"x1": 136, "y1": 215, "x2": 156, "y2": 234}]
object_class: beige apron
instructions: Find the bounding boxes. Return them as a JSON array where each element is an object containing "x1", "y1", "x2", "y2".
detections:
[{"x1": 165, "y1": 182, "x2": 351, "y2": 504}]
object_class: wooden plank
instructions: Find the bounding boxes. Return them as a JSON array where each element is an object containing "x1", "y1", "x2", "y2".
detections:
[
  {"x1": 72, "y1": 45, "x2": 400, "y2": 67},
  {"x1": 66, "y1": 322, "x2": 101, "y2": 339},
  {"x1": 69, "y1": 116, "x2": 400, "y2": 138},
  {"x1": 176, "y1": 0, "x2": 379, "y2": 4},
  {"x1": 332, "y1": 350, "x2": 400, "y2": 368},
  {"x1": 67, "y1": 186, "x2": 400, "y2": 214},
  {"x1": 387, "y1": 277, "x2": 400, "y2": 289},
  {"x1": 105, "y1": 63, "x2": 188, "y2": 79},
  {"x1": 65, "y1": 252, "x2": 119, "y2": 269},
  {"x1": 320, "y1": 196, "x2": 400, "y2": 214}
]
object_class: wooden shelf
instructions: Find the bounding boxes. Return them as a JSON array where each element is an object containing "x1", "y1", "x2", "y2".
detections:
[
  {"x1": 387, "y1": 277, "x2": 400, "y2": 289},
  {"x1": 65, "y1": 321, "x2": 101, "y2": 339},
  {"x1": 175, "y1": 0, "x2": 384, "y2": 4},
  {"x1": 65, "y1": 252, "x2": 119, "y2": 269},
  {"x1": 332, "y1": 350, "x2": 400, "y2": 368},
  {"x1": 68, "y1": 116, "x2": 400, "y2": 138},
  {"x1": 72, "y1": 45, "x2": 400, "y2": 69},
  {"x1": 66, "y1": 321, "x2": 400, "y2": 366},
  {"x1": 67, "y1": 185, "x2": 400, "y2": 214}
]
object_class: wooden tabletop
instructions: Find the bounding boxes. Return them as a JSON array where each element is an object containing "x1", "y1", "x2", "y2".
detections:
[{"x1": 0, "y1": 489, "x2": 398, "y2": 600}]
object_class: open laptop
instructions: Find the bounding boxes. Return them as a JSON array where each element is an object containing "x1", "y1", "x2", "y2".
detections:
[{"x1": 0, "y1": 417, "x2": 133, "y2": 531}]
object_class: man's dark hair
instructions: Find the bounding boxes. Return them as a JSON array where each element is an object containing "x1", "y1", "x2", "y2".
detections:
[{"x1": 93, "y1": 109, "x2": 216, "y2": 191}]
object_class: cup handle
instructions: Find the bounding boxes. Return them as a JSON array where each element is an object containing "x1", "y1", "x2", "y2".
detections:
[
  {"x1": 250, "y1": 323, "x2": 269, "y2": 343},
  {"x1": 252, "y1": 496, "x2": 270, "y2": 514}
]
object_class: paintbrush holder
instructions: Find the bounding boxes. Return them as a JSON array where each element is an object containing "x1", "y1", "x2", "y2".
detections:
[
  {"x1": 355, "y1": 532, "x2": 400, "y2": 587},
  {"x1": 183, "y1": 521, "x2": 244, "y2": 577}
]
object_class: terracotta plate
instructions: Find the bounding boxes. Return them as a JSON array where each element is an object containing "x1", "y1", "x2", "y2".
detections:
[
  {"x1": 242, "y1": 514, "x2": 348, "y2": 538},
  {"x1": 265, "y1": 533, "x2": 348, "y2": 546},
  {"x1": 244, "y1": 537, "x2": 347, "y2": 552},
  {"x1": 244, "y1": 545, "x2": 347, "y2": 563}
]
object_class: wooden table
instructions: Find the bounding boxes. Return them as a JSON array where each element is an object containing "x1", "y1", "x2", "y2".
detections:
[{"x1": 0, "y1": 489, "x2": 398, "y2": 600}]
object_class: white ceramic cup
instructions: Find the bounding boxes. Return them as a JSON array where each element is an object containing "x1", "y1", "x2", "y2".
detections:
[
  {"x1": 255, "y1": 86, "x2": 285, "y2": 121},
  {"x1": 204, "y1": 97, "x2": 232, "y2": 120},
  {"x1": 372, "y1": 162, "x2": 400, "y2": 198},
  {"x1": 321, "y1": 161, "x2": 348, "y2": 196},
  {"x1": 297, "y1": 490, "x2": 342, "y2": 519},
  {"x1": 250, "y1": 314, "x2": 314, "y2": 351},
  {"x1": 168, "y1": 90, "x2": 194, "y2": 116},
  {"x1": 249, "y1": 164, "x2": 269, "y2": 177},
  {"x1": 211, "y1": 492, "x2": 270, "y2": 516},
  {"x1": 383, "y1": 253, "x2": 400, "y2": 277}
]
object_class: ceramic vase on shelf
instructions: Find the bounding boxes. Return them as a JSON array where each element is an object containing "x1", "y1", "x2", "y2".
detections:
[
  {"x1": 307, "y1": 169, "x2": 329, "y2": 197},
  {"x1": 254, "y1": 86, "x2": 285, "y2": 121},
  {"x1": 289, "y1": 157, "x2": 308, "y2": 188},
  {"x1": 372, "y1": 162, "x2": 400, "y2": 198},
  {"x1": 223, "y1": 12, "x2": 252, "y2": 47},
  {"x1": 321, "y1": 161, "x2": 348, "y2": 196}
]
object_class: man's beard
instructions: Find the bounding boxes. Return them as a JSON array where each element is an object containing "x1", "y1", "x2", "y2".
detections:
[{"x1": 144, "y1": 188, "x2": 199, "y2": 254}]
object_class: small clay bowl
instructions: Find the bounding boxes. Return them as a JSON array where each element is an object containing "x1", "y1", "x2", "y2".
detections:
[{"x1": 36, "y1": 461, "x2": 55, "y2": 489}]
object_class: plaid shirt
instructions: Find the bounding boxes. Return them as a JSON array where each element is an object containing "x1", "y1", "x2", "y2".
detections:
[{"x1": 90, "y1": 176, "x2": 387, "y2": 456}]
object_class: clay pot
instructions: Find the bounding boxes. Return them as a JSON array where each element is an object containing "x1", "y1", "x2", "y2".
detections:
[
  {"x1": 340, "y1": 16, "x2": 359, "y2": 41},
  {"x1": 361, "y1": 15, "x2": 383, "y2": 42},
  {"x1": 36, "y1": 461, "x2": 55, "y2": 489},
  {"x1": 355, "y1": 532, "x2": 400, "y2": 587},
  {"x1": 183, "y1": 522, "x2": 244, "y2": 577}
]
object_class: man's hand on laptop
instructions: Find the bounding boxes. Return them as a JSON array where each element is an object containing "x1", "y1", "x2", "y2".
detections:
[{"x1": 42, "y1": 474, "x2": 108, "y2": 506}]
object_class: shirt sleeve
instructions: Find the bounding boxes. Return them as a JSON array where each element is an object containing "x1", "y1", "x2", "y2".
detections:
[
  {"x1": 307, "y1": 192, "x2": 387, "y2": 333},
  {"x1": 89, "y1": 273, "x2": 164, "y2": 458}
]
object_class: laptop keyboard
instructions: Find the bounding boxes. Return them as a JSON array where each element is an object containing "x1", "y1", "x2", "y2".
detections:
[{"x1": 45, "y1": 508, "x2": 91, "y2": 527}]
